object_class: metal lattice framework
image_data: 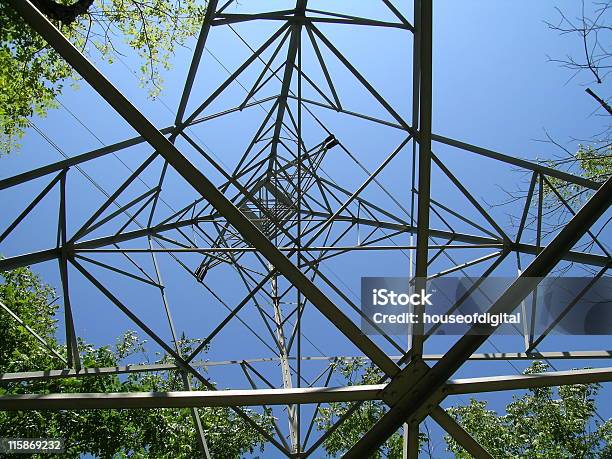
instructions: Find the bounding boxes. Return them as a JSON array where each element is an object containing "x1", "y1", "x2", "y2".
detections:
[{"x1": 1, "y1": 1, "x2": 611, "y2": 457}]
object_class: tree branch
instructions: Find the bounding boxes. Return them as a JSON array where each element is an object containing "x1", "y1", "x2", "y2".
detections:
[
  {"x1": 586, "y1": 87, "x2": 612, "y2": 115},
  {"x1": 30, "y1": 0, "x2": 94, "y2": 24}
]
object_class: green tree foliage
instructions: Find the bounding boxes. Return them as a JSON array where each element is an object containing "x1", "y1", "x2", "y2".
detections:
[
  {"x1": 0, "y1": 267, "x2": 60, "y2": 372},
  {"x1": 539, "y1": 0, "x2": 611, "y2": 210},
  {"x1": 0, "y1": 266, "x2": 273, "y2": 458},
  {"x1": 315, "y1": 359, "x2": 425, "y2": 458},
  {"x1": 446, "y1": 362, "x2": 612, "y2": 459},
  {"x1": 315, "y1": 359, "x2": 611, "y2": 458},
  {"x1": 0, "y1": 0, "x2": 205, "y2": 153},
  {"x1": 543, "y1": 144, "x2": 612, "y2": 208}
]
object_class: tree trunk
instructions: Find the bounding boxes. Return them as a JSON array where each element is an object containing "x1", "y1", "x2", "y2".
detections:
[{"x1": 30, "y1": 0, "x2": 95, "y2": 24}]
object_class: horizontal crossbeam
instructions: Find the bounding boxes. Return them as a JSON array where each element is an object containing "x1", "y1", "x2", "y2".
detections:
[{"x1": 1, "y1": 366, "x2": 610, "y2": 409}]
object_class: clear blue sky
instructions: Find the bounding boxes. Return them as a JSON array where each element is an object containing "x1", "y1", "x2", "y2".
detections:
[{"x1": 1, "y1": 1, "x2": 610, "y2": 457}]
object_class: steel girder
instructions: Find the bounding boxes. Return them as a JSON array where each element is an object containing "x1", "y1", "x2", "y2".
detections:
[
  {"x1": 2, "y1": 350, "x2": 610, "y2": 384},
  {"x1": 1, "y1": 366, "x2": 611, "y2": 410}
]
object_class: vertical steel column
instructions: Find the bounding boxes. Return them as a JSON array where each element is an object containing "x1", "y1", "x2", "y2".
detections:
[
  {"x1": 412, "y1": 0, "x2": 433, "y2": 360},
  {"x1": 270, "y1": 265, "x2": 299, "y2": 452},
  {"x1": 406, "y1": 0, "x2": 432, "y2": 456},
  {"x1": 405, "y1": 0, "x2": 421, "y2": 455},
  {"x1": 58, "y1": 172, "x2": 81, "y2": 369},
  {"x1": 296, "y1": 27, "x2": 304, "y2": 456},
  {"x1": 268, "y1": 0, "x2": 308, "y2": 171}
]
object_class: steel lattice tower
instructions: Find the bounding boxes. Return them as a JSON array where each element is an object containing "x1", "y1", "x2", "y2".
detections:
[{"x1": 1, "y1": 1, "x2": 611, "y2": 458}]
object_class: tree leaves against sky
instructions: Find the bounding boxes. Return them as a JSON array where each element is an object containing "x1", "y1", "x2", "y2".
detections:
[
  {"x1": 446, "y1": 362, "x2": 612, "y2": 459},
  {"x1": 0, "y1": 0, "x2": 206, "y2": 154}
]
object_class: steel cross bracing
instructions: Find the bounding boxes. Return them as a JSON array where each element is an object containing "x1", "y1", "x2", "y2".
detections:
[{"x1": 0, "y1": 1, "x2": 610, "y2": 458}]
